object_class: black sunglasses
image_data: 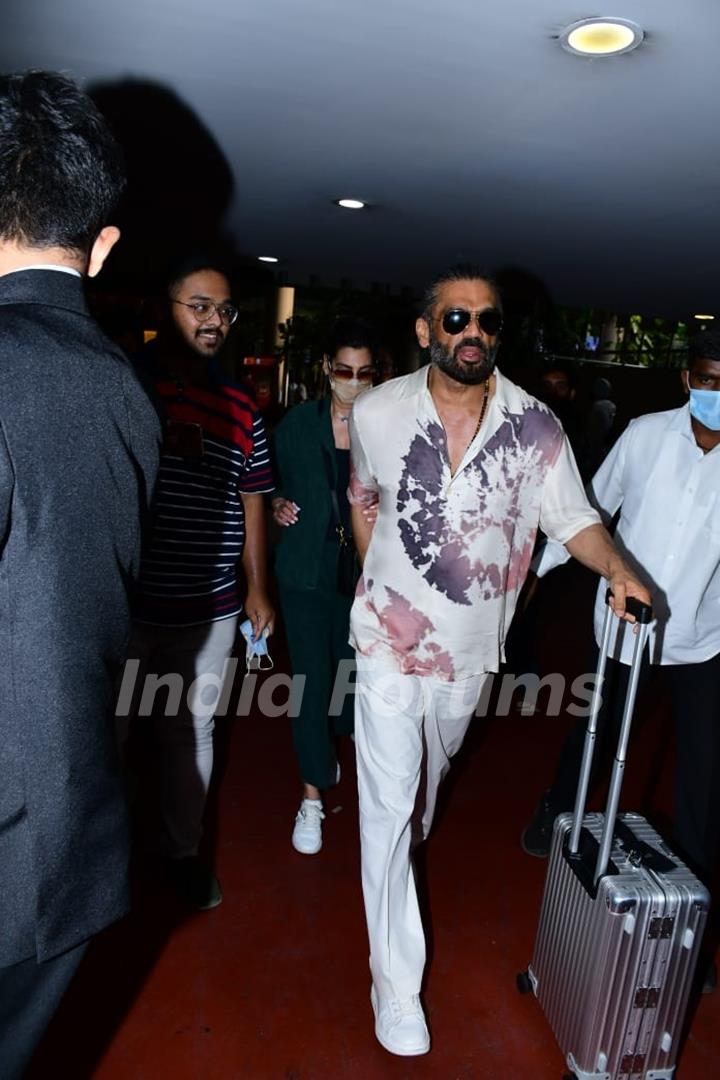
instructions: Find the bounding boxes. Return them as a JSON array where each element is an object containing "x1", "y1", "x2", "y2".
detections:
[{"x1": 439, "y1": 307, "x2": 503, "y2": 337}]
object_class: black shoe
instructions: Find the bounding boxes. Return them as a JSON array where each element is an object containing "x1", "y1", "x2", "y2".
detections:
[
  {"x1": 701, "y1": 958, "x2": 717, "y2": 995},
  {"x1": 521, "y1": 793, "x2": 558, "y2": 858},
  {"x1": 166, "y1": 856, "x2": 223, "y2": 911}
]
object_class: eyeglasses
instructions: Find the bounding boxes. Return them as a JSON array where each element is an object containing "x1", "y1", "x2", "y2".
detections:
[
  {"x1": 172, "y1": 299, "x2": 239, "y2": 326},
  {"x1": 330, "y1": 367, "x2": 375, "y2": 383},
  {"x1": 438, "y1": 307, "x2": 503, "y2": 337}
]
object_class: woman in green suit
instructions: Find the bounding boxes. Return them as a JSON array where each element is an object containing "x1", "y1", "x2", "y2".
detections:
[{"x1": 272, "y1": 318, "x2": 377, "y2": 854}]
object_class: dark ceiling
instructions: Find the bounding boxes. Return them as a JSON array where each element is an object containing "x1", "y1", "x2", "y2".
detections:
[{"x1": 2, "y1": 0, "x2": 719, "y2": 319}]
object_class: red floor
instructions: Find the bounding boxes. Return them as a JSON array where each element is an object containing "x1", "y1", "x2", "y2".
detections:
[{"x1": 28, "y1": 567, "x2": 720, "y2": 1079}]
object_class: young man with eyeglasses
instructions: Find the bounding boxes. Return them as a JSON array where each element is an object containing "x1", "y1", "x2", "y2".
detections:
[
  {"x1": 123, "y1": 259, "x2": 274, "y2": 910},
  {"x1": 347, "y1": 263, "x2": 651, "y2": 1056}
]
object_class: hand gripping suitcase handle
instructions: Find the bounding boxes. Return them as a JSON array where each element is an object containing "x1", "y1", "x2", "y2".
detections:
[
  {"x1": 569, "y1": 589, "x2": 653, "y2": 885},
  {"x1": 604, "y1": 587, "x2": 653, "y2": 624}
]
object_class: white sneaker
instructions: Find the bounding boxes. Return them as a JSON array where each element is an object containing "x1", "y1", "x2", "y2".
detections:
[
  {"x1": 370, "y1": 985, "x2": 430, "y2": 1056},
  {"x1": 292, "y1": 799, "x2": 324, "y2": 854}
]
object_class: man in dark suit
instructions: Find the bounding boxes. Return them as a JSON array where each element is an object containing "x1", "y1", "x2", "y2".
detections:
[{"x1": 0, "y1": 71, "x2": 160, "y2": 1078}]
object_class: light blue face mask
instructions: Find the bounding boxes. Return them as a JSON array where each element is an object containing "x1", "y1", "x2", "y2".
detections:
[
  {"x1": 239, "y1": 619, "x2": 273, "y2": 671},
  {"x1": 688, "y1": 388, "x2": 720, "y2": 431}
]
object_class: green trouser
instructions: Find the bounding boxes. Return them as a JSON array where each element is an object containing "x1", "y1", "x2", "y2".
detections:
[{"x1": 279, "y1": 541, "x2": 355, "y2": 790}]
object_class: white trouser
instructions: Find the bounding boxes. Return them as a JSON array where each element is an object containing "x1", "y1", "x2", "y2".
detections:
[
  {"x1": 354, "y1": 658, "x2": 488, "y2": 1001},
  {"x1": 118, "y1": 616, "x2": 238, "y2": 858}
]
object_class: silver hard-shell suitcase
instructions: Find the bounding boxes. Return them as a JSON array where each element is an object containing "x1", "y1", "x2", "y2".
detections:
[{"x1": 519, "y1": 595, "x2": 710, "y2": 1079}]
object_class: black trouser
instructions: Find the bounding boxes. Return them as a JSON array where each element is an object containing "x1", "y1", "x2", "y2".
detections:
[
  {"x1": 547, "y1": 649, "x2": 720, "y2": 883},
  {"x1": 0, "y1": 941, "x2": 87, "y2": 1080},
  {"x1": 280, "y1": 542, "x2": 355, "y2": 790}
]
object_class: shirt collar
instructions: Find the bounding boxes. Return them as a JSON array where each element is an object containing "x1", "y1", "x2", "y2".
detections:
[
  {"x1": 415, "y1": 362, "x2": 511, "y2": 415},
  {"x1": 669, "y1": 399, "x2": 720, "y2": 456},
  {"x1": 669, "y1": 402, "x2": 697, "y2": 443},
  {"x1": 4, "y1": 263, "x2": 83, "y2": 278}
]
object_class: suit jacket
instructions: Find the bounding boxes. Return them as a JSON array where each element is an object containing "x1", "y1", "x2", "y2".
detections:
[
  {"x1": 0, "y1": 269, "x2": 160, "y2": 965},
  {"x1": 272, "y1": 398, "x2": 340, "y2": 591}
]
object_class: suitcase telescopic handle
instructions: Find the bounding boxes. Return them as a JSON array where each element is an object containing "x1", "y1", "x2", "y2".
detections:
[{"x1": 569, "y1": 588, "x2": 653, "y2": 883}]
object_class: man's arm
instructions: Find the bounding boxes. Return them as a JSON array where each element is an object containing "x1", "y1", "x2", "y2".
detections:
[
  {"x1": 351, "y1": 503, "x2": 375, "y2": 565},
  {"x1": 535, "y1": 425, "x2": 631, "y2": 579},
  {"x1": 0, "y1": 422, "x2": 13, "y2": 552},
  {"x1": 347, "y1": 405, "x2": 378, "y2": 565},
  {"x1": 240, "y1": 491, "x2": 275, "y2": 637},
  {"x1": 538, "y1": 426, "x2": 650, "y2": 619},
  {"x1": 565, "y1": 522, "x2": 650, "y2": 620}
]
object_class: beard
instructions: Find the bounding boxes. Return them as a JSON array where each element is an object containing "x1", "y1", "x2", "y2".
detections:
[{"x1": 429, "y1": 334, "x2": 497, "y2": 385}]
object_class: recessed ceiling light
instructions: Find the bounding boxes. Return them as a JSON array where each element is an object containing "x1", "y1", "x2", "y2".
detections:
[
  {"x1": 258, "y1": 256, "x2": 278, "y2": 263},
  {"x1": 560, "y1": 17, "x2": 644, "y2": 57},
  {"x1": 694, "y1": 313, "x2": 715, "y2": 320},
  {"x1": 334, "y1": 198, "x2": 366, "y2": 210}
]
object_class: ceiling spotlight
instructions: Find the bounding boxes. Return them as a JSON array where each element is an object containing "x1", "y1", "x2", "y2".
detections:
[
  {"x1": 694, "y1": 313, "x2": 715, "y2": 320},
  {"x1": 560, "y1": 17, "x2": 644, "y2": 57},
  {"x1": 334, "y1": 198, "x2": 366, "y2": 210},
  {"x1": 257, "y1": 256, "x2": 278, "y2": 263}
]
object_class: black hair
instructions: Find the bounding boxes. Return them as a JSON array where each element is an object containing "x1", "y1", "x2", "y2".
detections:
[
  {"x1": 422, "y1": 263, "x2": 502, "y2": 318},
  {"x1": 166, "y1": 255, "x2": 232, "y2": 298},
  {"x1": 540, "y1": 355, "x2": 577, "y2": 386},
  {"x1": 688, "y1": 329, "x2": 720, "y2": 366},
  {"x1": 326, "y1": 316, "x2": 378, "y2": 363},
  {"x1": 0, "y1": 70, "x2": 125, "y2": 254}
]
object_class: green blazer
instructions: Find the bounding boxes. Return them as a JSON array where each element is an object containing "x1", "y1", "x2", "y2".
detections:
[{"x1": 272, "y1": 398, "x2": 340, "y2": 591}]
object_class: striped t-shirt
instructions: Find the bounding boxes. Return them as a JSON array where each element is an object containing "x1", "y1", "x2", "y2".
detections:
[{"x1": 134, "y1": 374, "x2": 274, "y2": 626}]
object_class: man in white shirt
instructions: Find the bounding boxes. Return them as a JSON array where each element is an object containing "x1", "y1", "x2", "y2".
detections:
[
  {"x1": 348, "y1": 264, "x2": 651, "y2": 1056},
  {"x1": 522, "y1": 331, "x2": 720, "y2": 992}
]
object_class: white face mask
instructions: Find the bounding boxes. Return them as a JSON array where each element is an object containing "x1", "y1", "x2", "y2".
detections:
[{"x1": 329, "y1": 376, "x2": 368, "y2": 406}]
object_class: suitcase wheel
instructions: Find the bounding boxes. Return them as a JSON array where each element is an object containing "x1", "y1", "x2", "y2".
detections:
[{"x1": 515, "y1": 970, "x2": 533, "y2": 994}]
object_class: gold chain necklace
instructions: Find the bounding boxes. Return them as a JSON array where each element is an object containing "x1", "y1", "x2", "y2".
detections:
[{"x1": 466, "y1": 378, "x2": 490, "y2": 453}]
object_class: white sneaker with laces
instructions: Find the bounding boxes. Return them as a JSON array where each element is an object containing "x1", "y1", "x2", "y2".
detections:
[
  {"x1": 370, "y1": 984, "x2": 430, "y2": 1056},
  {"x1": 292, "y1": 798, "x2": 325, "y2": 854}
]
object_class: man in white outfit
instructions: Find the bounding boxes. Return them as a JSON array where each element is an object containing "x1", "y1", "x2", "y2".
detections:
[
  {"x1": 348, "y1": 264, "x2": 651, "y2": 1056},
  {"x1": 522, "y1": 330, "x2": 720, "y2": 993}
]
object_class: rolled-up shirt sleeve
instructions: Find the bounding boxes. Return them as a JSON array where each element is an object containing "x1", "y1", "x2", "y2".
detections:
[
  {"x1": 539, "y1": 435, "x2": 601, "y2": 545},
  {"x1": 347, "y1": 407, "x2": 379, "y2": 507}
]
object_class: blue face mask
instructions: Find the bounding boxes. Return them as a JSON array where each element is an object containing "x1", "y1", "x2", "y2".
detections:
[
  {"x1": 688, "y1": 388, "x2": 720, "y2": 431},
  {"x1": 239, "y1": 619, "x2": 273, "y2": 671}
]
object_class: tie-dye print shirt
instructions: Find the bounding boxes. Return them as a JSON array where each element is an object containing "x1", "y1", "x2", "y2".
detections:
[{"x1": 347, "y1": 366, "x2": 599, "y2": 679}]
